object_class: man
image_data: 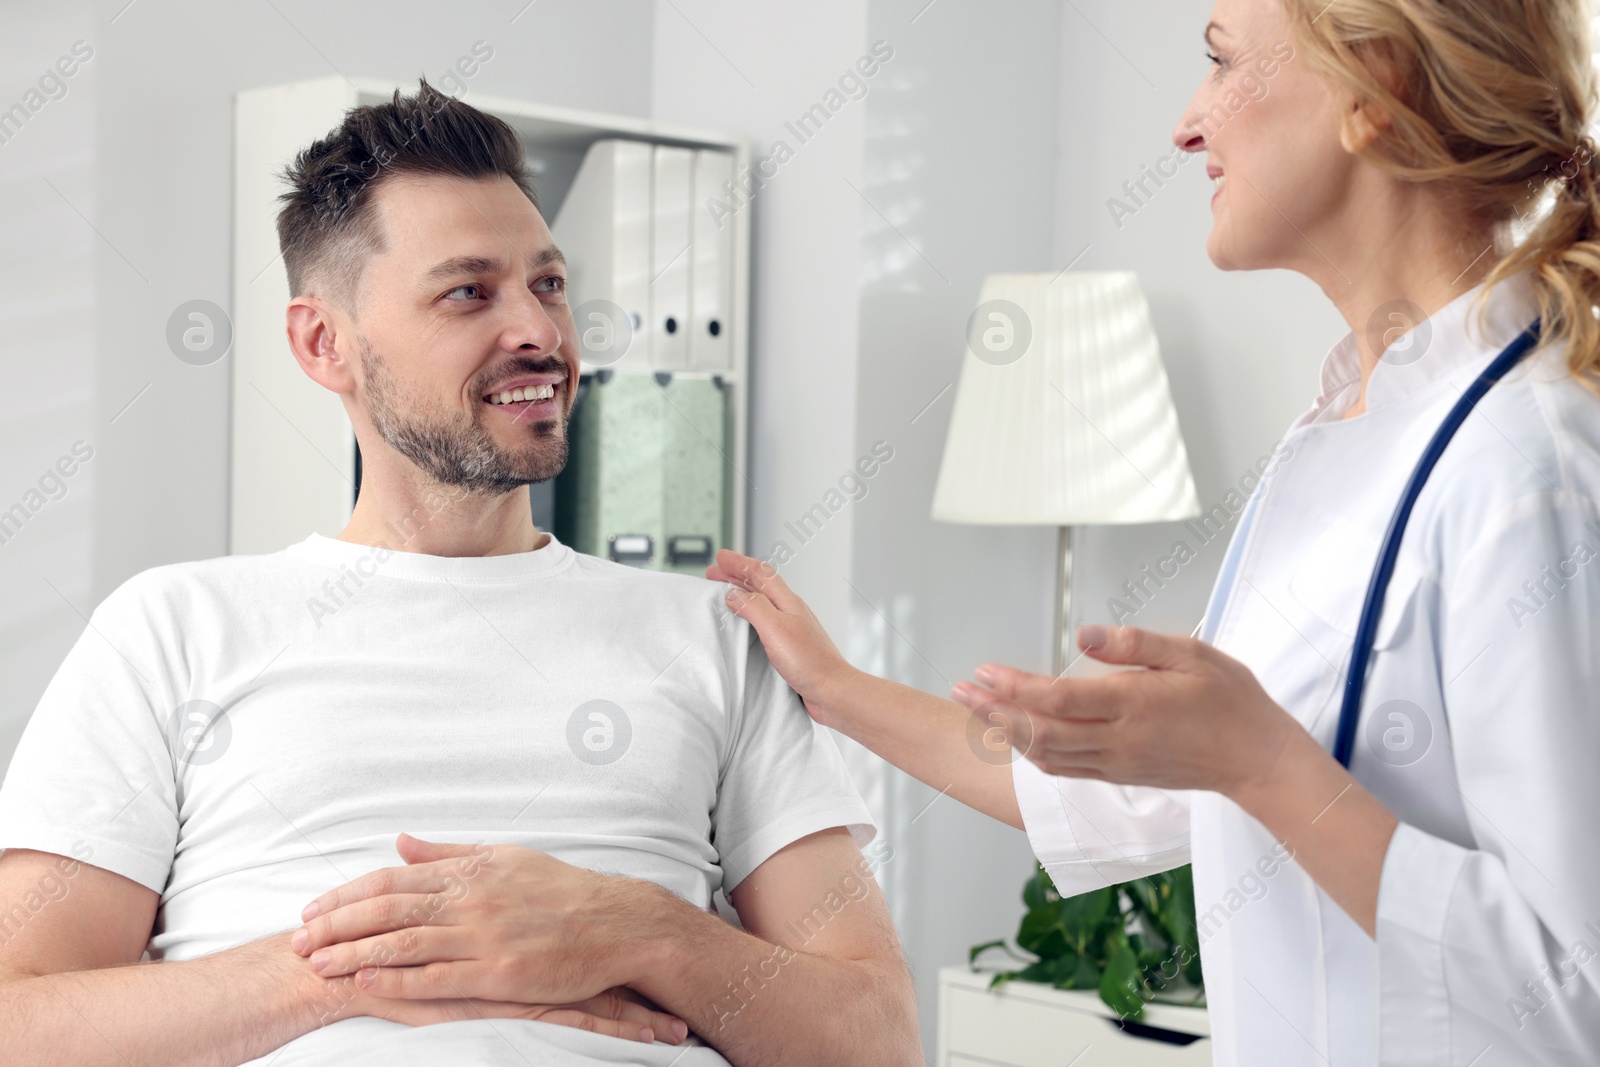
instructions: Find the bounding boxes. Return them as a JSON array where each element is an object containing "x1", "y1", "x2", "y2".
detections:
[{"x1": 0, "y1": 79, "x2": 919, "y2": 1066}]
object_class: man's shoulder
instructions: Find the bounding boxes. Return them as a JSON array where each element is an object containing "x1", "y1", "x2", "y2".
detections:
[
  {"x1": 97, "y1": 545, "x2": 301, "y2": 622},
  {"x1": 560, "y1": 553, "x2": 757, "y2": 666},
  {"x1": 566, "y1": 550, "x2": 743, "y2": 615}
]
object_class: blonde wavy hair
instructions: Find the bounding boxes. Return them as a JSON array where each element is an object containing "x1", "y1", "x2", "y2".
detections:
[{"x1": 1284, "y1": 0, "x2": 1600, "y2": 390}]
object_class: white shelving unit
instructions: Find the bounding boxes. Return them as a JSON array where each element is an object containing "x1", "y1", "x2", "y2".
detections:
[{"x1": 229, "y1": 75, "x2": 752, "y2": 557}]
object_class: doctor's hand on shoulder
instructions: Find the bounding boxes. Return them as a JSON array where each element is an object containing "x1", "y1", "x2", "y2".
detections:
[
  {"x1": 709, "y1": 547, "x2": 1309, "y2": 801},
  {"x1": 708, "y1": 549, "x2": 861, "y2": 730}
]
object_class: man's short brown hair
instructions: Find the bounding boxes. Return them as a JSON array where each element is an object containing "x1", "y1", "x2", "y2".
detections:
[{"x1": 275, "y1": 77, "x2": 540, "y2": 316}]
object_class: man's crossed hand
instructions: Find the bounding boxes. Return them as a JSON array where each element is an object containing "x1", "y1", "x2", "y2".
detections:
[{"x1": 290, "y1": 832, "x2": 689, "y2": 1047}]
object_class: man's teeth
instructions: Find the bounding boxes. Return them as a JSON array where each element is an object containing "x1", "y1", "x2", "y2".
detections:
[
  {"x1": 1213, "y1": 174, "x2": 1226, "y2": 189},
  {"x1": 488, "y1": 384, "x2": 556, "y2": 405}
]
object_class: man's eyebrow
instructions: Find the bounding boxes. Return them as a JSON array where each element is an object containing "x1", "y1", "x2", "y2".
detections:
[
  {"x1": 420, "y1": 247, "x2": 567, "y2": 287},
  {"x1": 1204, "y1": 20, "x2": 1228, "y2": 45}
]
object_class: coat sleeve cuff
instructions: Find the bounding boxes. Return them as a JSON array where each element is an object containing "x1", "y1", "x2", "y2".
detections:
[
  {"x1": 1375, "y1": 820, "x2": 1470, "y2": 1064},
  {"x1": 1012, "y1": 750, "x2": 1078, "y2": 866},
  {"x1": 1010, "y1": 755, "x2": 1191, "y2": 897}
]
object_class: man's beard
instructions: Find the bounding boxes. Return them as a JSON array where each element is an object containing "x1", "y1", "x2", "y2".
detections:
[{"x1": 359, "y1": 335, "x2": 569, "y2": 496}]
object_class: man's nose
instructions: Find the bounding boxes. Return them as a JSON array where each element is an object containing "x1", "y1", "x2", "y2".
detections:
[{"x1": 505, "y1": 291, "x2": 564, "y2": 352}]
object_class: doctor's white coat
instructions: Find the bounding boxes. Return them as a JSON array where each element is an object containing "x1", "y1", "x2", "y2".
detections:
[{"x1": 1012, "y1": 269, "x2": 1600, "y2": 1066}]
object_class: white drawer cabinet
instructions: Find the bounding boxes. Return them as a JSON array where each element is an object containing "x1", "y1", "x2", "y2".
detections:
[{"x1": 937, "y1": 966, "x2": 1212, "y2": 1067}]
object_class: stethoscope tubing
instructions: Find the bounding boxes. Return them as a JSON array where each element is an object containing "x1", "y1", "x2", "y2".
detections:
[{"x1": 1332, "y1": 318, "x2": 1544, "y2": 768}]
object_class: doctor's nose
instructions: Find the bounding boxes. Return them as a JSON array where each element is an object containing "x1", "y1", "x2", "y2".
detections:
[{"x1": 1172, "y1": 111, "x2": 1207, "y2": 155}]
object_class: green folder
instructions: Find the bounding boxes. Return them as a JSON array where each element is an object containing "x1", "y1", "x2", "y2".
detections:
[{"x1": 554, "y1": 372, "x2": 731, "y2": 575}]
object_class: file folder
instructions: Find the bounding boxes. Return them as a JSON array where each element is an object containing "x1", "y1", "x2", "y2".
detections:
[
  {"x1": 550, "y1": 139, "x2": 653, "y2": 372},
  {"x1": 547, "y1": 138, "x2": 737, "y2": 572},
  {"x1": 649, "y1": 146, "x2": 693, "y2": 371},
  {"x1": 553, "y1": 372, "x2": 731, "y2": 575},
  {"x1": 661, "y1": 375, "x2": 729, "y2": 576},
  {"x1": 690, "y1": 150, "x2": 735, "y2": 371},
  {"x1": 553, "y1": 372, "x2": 665, "y2": 565}
]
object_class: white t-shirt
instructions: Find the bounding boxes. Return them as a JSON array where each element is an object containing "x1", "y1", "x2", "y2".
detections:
[{"x1": 0, "y1": 530, "x2": 875, "y2": 1066}]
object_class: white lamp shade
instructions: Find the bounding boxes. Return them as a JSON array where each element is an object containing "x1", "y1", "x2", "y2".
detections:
[{"x1": 931, "y1": 271, "x2": 1201, "y2": 525}]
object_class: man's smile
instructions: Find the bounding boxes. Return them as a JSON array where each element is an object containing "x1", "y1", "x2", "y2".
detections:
[{"x1": 482, "y1": 377, "x2": 564, "y2": 424}]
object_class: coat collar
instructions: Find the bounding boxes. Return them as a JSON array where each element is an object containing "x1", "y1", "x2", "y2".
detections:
[{"x1": 1301, "y1": 268, "x2": 1542, "y2": 426}]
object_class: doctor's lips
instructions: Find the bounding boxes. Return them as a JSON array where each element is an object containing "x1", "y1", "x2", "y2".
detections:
[
  {"x1": 1208, "y1": 165, "x2": 1226, "y2": 201},
  {"x1": 483, "y1": 374, "x2": 564, "y2": 423}
]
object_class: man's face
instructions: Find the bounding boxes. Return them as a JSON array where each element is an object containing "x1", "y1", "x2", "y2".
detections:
[{"x1": 347, "y1": 173, "x2": 580, "y2": 496}]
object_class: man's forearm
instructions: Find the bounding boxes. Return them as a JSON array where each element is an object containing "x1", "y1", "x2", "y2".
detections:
[
  {"x1": 625, "y1": 885, "x2": 920, "y2": 1067},
  {"x1": 0, "y1": 929, "x2": 333, "y2": 1067}
]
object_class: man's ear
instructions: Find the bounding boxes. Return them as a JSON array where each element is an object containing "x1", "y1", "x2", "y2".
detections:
[
  {"x1": 1339, "y1": 94, "x2": 1393, "y2": 155},
  {"x1": 285, "y1": 295, "x2": 357, "y2": 395}
]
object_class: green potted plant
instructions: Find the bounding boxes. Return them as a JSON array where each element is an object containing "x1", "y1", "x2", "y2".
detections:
[{"x1": 969, "y1": 862, "x2": 1205, "y2": 1021}]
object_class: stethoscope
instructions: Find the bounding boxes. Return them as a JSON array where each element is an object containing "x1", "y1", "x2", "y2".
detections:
[{"x1": 1330, "y1": 317, "x2": 1545, "y2": 767}]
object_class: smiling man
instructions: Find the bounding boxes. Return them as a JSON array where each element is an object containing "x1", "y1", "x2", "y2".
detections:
[{"x1": 0, "y1": 79, "x2": 919, "y2": 1067}]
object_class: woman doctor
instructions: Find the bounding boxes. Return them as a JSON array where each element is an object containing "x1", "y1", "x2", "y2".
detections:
[{"x1": 708, "y1": 0, "x2": 1600, "y2": 1064}]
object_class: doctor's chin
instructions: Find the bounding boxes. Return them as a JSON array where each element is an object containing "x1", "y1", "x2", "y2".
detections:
[{"x1": 4, "y1": 2, "x2": 1600, "y2": 1066}]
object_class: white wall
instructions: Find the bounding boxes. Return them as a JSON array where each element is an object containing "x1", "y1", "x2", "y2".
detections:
[{"x1": 0, "y1": 0, "x2": 96, "y2": 781}]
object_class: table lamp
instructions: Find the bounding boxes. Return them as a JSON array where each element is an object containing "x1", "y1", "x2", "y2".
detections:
[{"x1": 930, "y1": 271, "x2": 1201, "y2": 675}]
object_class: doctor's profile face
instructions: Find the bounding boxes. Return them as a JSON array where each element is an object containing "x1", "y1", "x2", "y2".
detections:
[
  {"x1": 312, "y1": 172, "x2": 581, "y2": 496},
  {"x1": 1172, "y1": 0, "x2": 1357, "y2": 273}
]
